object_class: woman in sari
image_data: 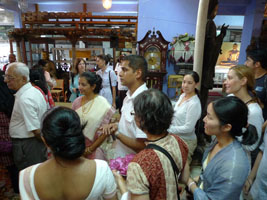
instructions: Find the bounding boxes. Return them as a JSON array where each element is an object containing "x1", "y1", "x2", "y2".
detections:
[{"x1": 72, "y1": 71, "x2": 115, "y2": 160}]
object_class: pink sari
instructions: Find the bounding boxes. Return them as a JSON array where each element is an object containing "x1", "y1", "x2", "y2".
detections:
[{"x1": 72, "y1": 95, "x2": 115, "y2": 160}]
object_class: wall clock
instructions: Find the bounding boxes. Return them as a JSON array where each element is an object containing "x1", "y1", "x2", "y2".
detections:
[{"x1": 138, "y1": 29, "x2": 169, "y2": 90}]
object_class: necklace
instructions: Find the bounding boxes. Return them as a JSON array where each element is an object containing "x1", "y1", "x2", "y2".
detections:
[{"x1": 81, "y1": 96, "x2": 95, "y2": 121}]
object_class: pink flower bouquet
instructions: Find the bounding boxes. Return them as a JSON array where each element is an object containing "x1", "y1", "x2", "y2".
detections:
[{"x1": 109, "y1": 154, "x2": 135, "y2": 176}]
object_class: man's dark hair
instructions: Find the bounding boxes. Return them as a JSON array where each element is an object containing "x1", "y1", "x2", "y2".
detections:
[{"x1": 124, "y1": 55, "x2": 148, "y2": 82}]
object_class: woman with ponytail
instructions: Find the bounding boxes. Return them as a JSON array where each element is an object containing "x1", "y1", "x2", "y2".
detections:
[
  {"x1": 168, "y1": 71, "x2": 201, "y2": 163},
  {"x1": 187, "y1": 96, "x2": 257, "y2": 200},
  {"x1": 19, "y1": 107, "x2": 117, "y2": 200},
  {"x1": 72, "y1": 71, "x2": 115, "y2": 160},
  {"x1": 225, "y1": 65, "x2": 263, "y2": 165}
]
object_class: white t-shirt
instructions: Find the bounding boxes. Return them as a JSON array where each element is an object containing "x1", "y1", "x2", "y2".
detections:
[
  {"x1": 115, "y1": 83, "x2": 148, "y2": 158},
  {"x1": 9, "y1": 82, "x2": 47, "y2": 138},
  {"x1": 243, "y1": 103, "x2": 264, "y2": 151},
  {"x1": 168, "y1": 93, "x2": 201, "y2": 141},
  {"x1": 227, "y1": 94, "x2": 264, "y2": 151},
  {"x1": 96, "y1": 67, "x2": 117, "y2": 105},
  {"x1": 115, "y1": 62, "x2": 128, "y2": 91}
]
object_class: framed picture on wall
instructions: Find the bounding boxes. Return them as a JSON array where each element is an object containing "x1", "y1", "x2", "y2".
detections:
[{"x1": 216, "y1": 42, "x2": 241, "y2": 67}]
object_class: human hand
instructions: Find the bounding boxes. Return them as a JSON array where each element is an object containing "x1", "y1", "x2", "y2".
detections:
[
  {"x1": 100, "y1": 123, "x2": 118, "y2": 135},
  {"x1": 112, "y1": 170, "x2": 127, "y2": 194},
  {"x1": 112, "y1": 102, "x2": 116, "y2": 109},
  {"x1": 83, "y1": 147, "x2": 92, "y2": 156},
  {"x1": 187, "y1": 177, "x2": 194, "y2": 186},
  {"x1": 220, "y1": 23, "x2": 229, "y2": 36},
  {"x1": 243, "y1": 178, "x2": 253, "y2": 195}
]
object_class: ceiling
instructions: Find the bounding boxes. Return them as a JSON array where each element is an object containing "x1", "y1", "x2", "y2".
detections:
[
  {"x1": 0, "y1": 0, "x2": 265, "y2": 16},
  {"x1": 0, "y1": 0, "x2": 138, "y2": 15}
]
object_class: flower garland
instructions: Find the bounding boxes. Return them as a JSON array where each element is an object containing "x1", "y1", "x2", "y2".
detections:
[{"x1": 109, "y1": 154, "x2": 135, "y2": 176}]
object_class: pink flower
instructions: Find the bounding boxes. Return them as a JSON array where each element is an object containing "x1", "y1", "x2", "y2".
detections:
[{"x1": 109, "y1": 154, "x2": 135, "y2": 176}]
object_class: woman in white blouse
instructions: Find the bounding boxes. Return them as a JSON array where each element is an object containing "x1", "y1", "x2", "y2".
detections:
[
  {"x1": 224, "y1": 65, "x2": 264, "y2": 166},
  {"x1": 168, "y1": 71, "x2": 201, "y2": 163},
  {"x1": 96, "y1": 55, "x2": 117, "y2": 108}
]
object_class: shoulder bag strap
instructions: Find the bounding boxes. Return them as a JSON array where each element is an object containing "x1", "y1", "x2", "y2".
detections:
[
  {"x1": 108, "y1": 70, "x2": 113, "y2": 95},
  {"x1": 146, "y1": 143, "x2": 180, "y2": 200}
]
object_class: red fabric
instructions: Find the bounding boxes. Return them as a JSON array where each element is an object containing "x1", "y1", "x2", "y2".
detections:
[
  {"x1": 172, "y1": 134, "x2": 189, "y2": 170},
  {"x1": 130, "y1": 134, "x2": 188, "y2": 200},
  {"x1": 132, "y1": 149, "x2": 167, "y2": 200},
  {"x1": 34, "y1": 86, "x2": 55, "y2": 109},
  {"x1": 47, "y1": 89, "x2": 55, "y2": 108},
  {"x1": 2, "y1": 63, "x2": 8, "y2": 72},
  {"x1": 0, "y1": 112, "x2": 14, "y2": 166}
]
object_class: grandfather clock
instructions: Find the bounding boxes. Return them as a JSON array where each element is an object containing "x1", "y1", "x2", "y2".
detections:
[{"x1": 138, "y1": 29, "x2": 169, "y2": 90}]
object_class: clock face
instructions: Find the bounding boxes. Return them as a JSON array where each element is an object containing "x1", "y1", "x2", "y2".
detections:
[{"x1": 144, "y1": 46, "x2": 161, "y2": 71}]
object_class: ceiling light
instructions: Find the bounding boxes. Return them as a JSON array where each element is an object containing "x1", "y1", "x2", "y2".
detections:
[{"x1": 102, "y1": 0, "x2": 112, "y2": 10}]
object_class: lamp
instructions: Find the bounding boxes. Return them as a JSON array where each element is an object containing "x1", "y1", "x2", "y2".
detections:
[{"x1": 102, "y1": 0, "x2": 112, "y2": 10}]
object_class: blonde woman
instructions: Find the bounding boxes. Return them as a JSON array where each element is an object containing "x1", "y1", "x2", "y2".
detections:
[{"x1": 225, "y1": 65, "x2": 264, "y2": 164}]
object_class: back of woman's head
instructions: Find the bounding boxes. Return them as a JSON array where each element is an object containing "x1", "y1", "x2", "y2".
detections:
[
  {"x1": 212, "y1": 96, "x2": 257, "y2": 145},
  {"x1": 41, "y1": 107, "x2": 85, "y2": 160},
  {"x1": 133, "y1": 89, "x2": 174, "y2": 135},
  {"x1": 30, "y1": 67, "x2": 48, "y2": 95},
  {"x1": 38, "y1": 59, "x2": 48, "y2": 67},
  {"x1": 80, "y1": 71, "x2": 102, "y2": 94}
]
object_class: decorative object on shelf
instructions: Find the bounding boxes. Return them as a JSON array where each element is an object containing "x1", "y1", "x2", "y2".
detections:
[
  {"x1": 138, "y1": 28, "x2": 169, "y2": 90},
  {"x1": 169, "y1": 33, "x2": 195, "y2": 75},
  {"x1": 102, "y1": 0, "x2": 112, "y2": 10},
  {"x1": 169, "y1": 33, "x2": 195, "y2": 64}
]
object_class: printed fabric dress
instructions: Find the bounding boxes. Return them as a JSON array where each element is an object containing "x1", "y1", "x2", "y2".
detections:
[{"x1": 126, "y1": 134, "x2": 188, "y2": 200}]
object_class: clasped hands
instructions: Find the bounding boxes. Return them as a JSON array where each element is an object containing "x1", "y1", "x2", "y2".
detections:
[{"x1": 100, "y1": 123, "x2": 119, "y2": 136}]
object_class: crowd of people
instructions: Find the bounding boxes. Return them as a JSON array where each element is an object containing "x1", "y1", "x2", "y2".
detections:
[{"x1": 0, "y1": 47, "x2": 267, "y2": 200}]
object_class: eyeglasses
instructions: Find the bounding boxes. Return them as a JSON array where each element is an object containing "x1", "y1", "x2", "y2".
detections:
[{"x1": 2, "y1": 75, "x2": 15, "y2": 80}]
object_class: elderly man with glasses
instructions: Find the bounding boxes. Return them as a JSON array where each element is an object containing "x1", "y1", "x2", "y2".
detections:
[{"x1": 4, "y1": 62, "x2": 47, "y2": 171}]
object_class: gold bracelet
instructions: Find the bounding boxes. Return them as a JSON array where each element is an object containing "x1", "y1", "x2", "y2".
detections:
[{"x1": 86, "y1": 147, "x2": 92, "y2": 154}]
